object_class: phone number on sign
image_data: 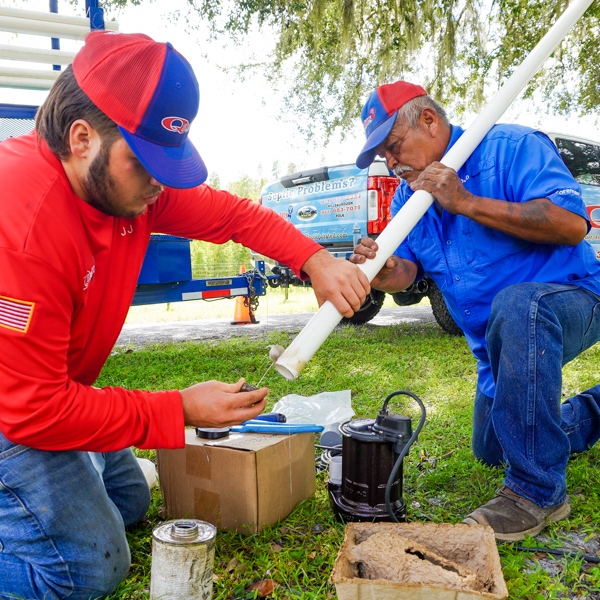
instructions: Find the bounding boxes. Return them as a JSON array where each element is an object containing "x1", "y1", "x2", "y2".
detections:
[{"x1": 333, "y1": 205, "x2": 361, "y2": 213}]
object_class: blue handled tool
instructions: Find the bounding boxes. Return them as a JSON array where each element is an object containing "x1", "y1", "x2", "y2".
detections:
[
  {"x1": 232, "y1": 423, "x2": 323, "y2": 434},
  {"x1": 252, "y1": 412, "x2": 287, "y2": 423}
]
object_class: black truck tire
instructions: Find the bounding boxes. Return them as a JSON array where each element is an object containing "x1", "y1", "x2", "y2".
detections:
[
  {"x1": 342, "y1": 289, "x2": 386, "y2": 325},
  {"x1": 428, "y1": 281, "x2": 464, "y2": 336}
]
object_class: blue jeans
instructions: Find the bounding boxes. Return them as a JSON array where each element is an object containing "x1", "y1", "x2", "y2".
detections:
[
  {"x1": 0, "y1": 431, "x2": 151, "y2": 600},
  {"x1": 473, "y1": 282, "x2": 600, "y2": 507}
]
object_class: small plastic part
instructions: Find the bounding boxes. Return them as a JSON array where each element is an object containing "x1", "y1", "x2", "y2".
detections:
[
  {"x1": 268, "y1": 345, "x2": 285, "y2": 362},
  {"x1": 320, "y1": 422, "x2": 342, "y2": 447},
  {"x1": 329, "y1": 455, "x2": 343, "y2": 485},
  {"x1": 195, "y1": 427, "x2": 231, "y2": 440},
  {"x1": 239, "y1": 382, "x2": 258, "y2": 393}
]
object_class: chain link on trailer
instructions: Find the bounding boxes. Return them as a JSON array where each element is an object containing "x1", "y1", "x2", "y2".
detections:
[{"x1": 242, "y1": 266, "x2": 267, "y2": 316}]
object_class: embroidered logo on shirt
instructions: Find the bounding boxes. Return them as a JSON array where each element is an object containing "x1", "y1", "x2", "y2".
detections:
[
  {"x1": 83, "y1": 262, "x2": 96, "y2": 291},
  {"x1": 0, "y1": 295, "x2": 35, "y2": 333}
]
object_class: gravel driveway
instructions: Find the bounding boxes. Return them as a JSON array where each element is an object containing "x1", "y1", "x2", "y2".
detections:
[{"x1": 116, "y1": 305, "x2": 436, "y2": 347}]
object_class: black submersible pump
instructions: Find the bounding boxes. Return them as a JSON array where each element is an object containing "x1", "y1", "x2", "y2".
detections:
[{"x1": 328, "y1": 390, "x2": 426, "y2": 522}]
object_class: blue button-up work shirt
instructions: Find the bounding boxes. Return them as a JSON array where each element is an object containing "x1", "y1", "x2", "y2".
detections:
[{"x1": 391, "y1": 124, "x2": 600, "y2": 397}]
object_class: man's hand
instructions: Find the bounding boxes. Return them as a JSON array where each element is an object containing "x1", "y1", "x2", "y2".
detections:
[
  {"x1": 180, "y1": 378, "x2": 268, "y2": 428},
  {"x1": 350, "y1": 237, "x2": 418, "y2": 293},
  {"x1": 409, "y1": 161, "x2": 587, "y2": 245},
  {"x1": 409, "y1": 162, "x2": 473, "y2": 214},
  {"x1": 302, "y1": 249, "x2": 370, "y2": 317}
]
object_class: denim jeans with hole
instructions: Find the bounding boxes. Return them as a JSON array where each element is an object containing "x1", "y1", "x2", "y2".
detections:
[
  {"x1": 0, "y1": 432, "x2": 151, "y2": 600},
  {"x1": 472, "y1": 282, "x2": 600, "y2": 507}
]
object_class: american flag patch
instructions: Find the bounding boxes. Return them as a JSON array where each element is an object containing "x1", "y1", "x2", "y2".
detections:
[{"x1": 0, "y1": 295, "x2": 35, "y2": 333}]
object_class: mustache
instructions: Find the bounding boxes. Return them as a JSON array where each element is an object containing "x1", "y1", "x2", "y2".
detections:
[
  {"x1": 142, "y1": 187, "x2": 164, "y2": 198},
  {"x1": 392, "y1": 165, "x2": 414, "y2": 178}
]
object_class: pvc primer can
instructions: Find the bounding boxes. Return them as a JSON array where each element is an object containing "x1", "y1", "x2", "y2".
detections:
[{"x1": 150, "y1": 519, "x2": 217, "y2": 600}]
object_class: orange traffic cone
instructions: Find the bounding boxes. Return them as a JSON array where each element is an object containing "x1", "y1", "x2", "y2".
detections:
[{"x1": 231, "y1": 265, "x2": 259, "y2": 325}]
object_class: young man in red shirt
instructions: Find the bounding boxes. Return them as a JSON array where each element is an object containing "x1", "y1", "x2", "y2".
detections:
[{"x1": 0, "y1": 32, "x2": 370, "y2": 599}]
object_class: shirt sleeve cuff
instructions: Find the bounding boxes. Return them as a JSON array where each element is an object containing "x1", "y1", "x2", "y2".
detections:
[
  {"x1": 138, "y1": 389, "x2": 185, "y2": 450},
  {"x1": 393, "y1": 248, "x2": 424, "y2": 280},
  {"x1": 546, "y1": 189, "x2": 589, "y2": 219},
  {"x1": 295, "y1": 244, "x2": 325, "y2": 281}
]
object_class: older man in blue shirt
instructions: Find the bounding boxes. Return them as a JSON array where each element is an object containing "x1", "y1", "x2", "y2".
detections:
[{"x1": 351, "y1": 81, "x2": 600, "y2": 542}]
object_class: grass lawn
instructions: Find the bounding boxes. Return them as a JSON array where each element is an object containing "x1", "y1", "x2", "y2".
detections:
[{"x1": 99, "y1": 311, "x2": 600, "y2": 599}]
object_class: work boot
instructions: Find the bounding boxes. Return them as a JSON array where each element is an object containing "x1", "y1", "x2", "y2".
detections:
[{"x1": 462, "y1": 486, "x2": 571, "y2": 542}]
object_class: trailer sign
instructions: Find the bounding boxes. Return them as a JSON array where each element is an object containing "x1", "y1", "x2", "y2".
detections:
[{"x1": 207, "y1": 279, "x2": 233, "y2": 286}]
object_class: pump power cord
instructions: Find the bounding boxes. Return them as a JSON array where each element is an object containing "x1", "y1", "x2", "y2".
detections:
[{"x1": 381, "y1": 390, "x2": 427, "y2": 522}]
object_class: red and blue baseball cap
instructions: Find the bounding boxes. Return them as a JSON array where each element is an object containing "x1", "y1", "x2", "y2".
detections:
[
  {"x1": 73, "y1": 31, "x2": 206, "y2": 189},
  {"x1": 356, "y1": 81, "x2": 428, "y2": 169}
]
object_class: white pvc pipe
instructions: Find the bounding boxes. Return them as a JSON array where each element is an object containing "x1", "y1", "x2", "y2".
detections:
[
  {"x1": 0, "y1": 45, "x2": 76, "y2": 65},
  {"x1": 275, "y1": 0, "x2": 596, "y2": 380},
  {"x1": 0, "y1": 76, "x2": 55, "y2": 90},
  {"x1": 0, "y1": 66, "x2": 60, "y2": 81},
  {"x1": 0, "y1": 7, "x2": 119, "y2": 31},
  {"x1": 0, "y1": 15, "x2": 91, "y2": 40}
]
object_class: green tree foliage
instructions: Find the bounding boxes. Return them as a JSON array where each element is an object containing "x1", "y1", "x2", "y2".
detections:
[
  {"x1": 207, "y1": 171, "x2": 221, "y2": 190},
  {"x1": 227, "y1": 173, "x2": 266, "y2": 201},
  {"x1": 190, "y1": 237, "x2": 250, "y2": 277},
  {"x1": 213, "y1": 1, "x2": 599, "y2": 136},
  {"x1": 271, "y1": 159, "x2": 280, "y2": 179},
  {"x1": 190, "y1": 171, "x2": 268, "y2": 276},
  {"x1": 104, "y1": 1, "x2": 599, "y2": 138}
]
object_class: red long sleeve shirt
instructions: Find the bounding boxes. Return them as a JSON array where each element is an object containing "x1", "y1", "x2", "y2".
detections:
[{"x1": 0, "y1": 133, "x2": 321, "y2": 452}]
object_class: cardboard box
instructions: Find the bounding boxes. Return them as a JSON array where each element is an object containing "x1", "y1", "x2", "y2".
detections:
[
  {"x1": 157, "y1": 429, "x2": 316, "y2": 535},
  {"x1": 331, "y1": 522, "x2": 508, "y2": 600}
]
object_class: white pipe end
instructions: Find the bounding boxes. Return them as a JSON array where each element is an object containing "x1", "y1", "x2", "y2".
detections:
[{"x1": 274, "y1": 360, "x2": 299, "y2": 380}]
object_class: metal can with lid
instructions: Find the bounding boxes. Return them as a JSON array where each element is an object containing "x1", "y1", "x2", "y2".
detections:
[{"x1": 150, "y1": 519, "x2": 217, "y2": 600}]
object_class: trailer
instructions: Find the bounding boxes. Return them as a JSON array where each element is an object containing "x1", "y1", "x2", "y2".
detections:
[{"x1": 132, "y1": 234, "x2": 272, "y2": 322}]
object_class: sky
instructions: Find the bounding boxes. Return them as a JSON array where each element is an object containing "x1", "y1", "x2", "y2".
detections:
[{"x1": 3, "y1": 0, "x2": 600, "y2": 188}]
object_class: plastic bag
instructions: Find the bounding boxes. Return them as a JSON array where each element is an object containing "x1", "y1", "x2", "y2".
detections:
[
  {"x1": 136, "y1": 457, "x2": 158, "y2": 489},
  {"x1": 272, "y1": 390, "x2": 354, "y2": 427}
]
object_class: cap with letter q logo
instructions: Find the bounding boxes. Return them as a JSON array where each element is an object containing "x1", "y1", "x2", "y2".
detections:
[
  {"x1": 73, "y1": 32, "x2": 207, "y2": 189},
  {"x1": 161, "y1": 117, "x2": 190, "y2": 134},
  {"x1": 356, "y1": 81, "x2": 427, "y2": 169}
]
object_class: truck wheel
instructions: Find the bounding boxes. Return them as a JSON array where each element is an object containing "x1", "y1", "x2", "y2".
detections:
[
  {"x1": 428, "y1": 281, "x2": 463, "y2": 336},
  {"x1": 342, "y1": 289, "x2": 386, "y2": 325}
]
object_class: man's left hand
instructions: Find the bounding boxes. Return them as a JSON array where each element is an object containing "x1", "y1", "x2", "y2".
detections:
[
  {"x1": 409, "y1": 162, "x2": 474, "y2": 215},
  {"x1": 302, "y1": 249, "x2": 370, "y2": 317},
  {"x1": 408, "y1": 161, "x2": 588, "y2": 246}
]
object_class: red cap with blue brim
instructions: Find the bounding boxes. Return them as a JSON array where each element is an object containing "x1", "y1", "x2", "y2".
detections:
[
  {"x1": 73, "y1": 32, "x2": 207, "y2": 189},
  {"x1": 356, "y1": 81, "x2": 428, "y2": 169}
]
